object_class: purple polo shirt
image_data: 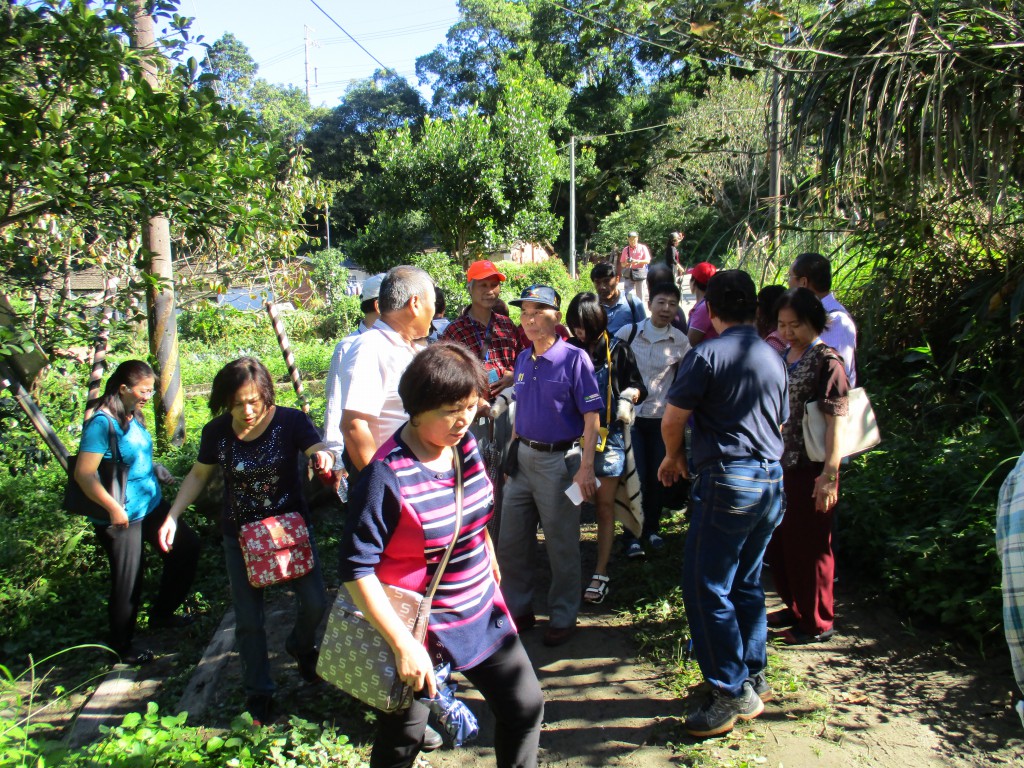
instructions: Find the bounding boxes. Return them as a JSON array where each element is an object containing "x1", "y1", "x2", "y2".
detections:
[{"x1": 511, "y1": 337, "x2": 602, "y2": 444}]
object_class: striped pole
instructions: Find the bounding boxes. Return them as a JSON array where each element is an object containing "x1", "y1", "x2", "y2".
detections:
[
  {"x1": 0, "y1": 361, "x2": 69, "y2": 471},
  {"x1": 266, "y1": 301, "x2": 309, "y2": 414},
  {"x1": 84, "y1": 277, "x2": 116, "y2": 423}
]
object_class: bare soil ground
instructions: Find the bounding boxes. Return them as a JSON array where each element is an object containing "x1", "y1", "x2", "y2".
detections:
[
  {"x1": 47, "y1": 513, "x2": 1024, "y2": 768},
  {"x1": 427, "y1": 522, "x2": 1024, "y2": 768}
]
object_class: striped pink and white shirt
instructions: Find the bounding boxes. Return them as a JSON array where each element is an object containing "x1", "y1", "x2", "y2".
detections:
[{"x1": 339, "y1": 431, "x2": 514, "y2": 670}]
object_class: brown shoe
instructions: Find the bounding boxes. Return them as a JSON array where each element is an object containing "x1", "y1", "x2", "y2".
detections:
[{"x1": 542, "y1": 625, "x2": 576, "y2": 647}]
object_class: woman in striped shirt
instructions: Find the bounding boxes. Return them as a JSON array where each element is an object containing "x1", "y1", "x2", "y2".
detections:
[{"x1": 339, "y1": 343, "x2": 544, "y2": 768}]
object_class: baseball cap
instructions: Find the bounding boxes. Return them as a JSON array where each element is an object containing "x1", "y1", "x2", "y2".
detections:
[
  {"x1": 686, "y1": 262, "x2": 717, "y2": 285},
  {"x1": 360, "y1": 273, "x2": 386, "y2": 301},
  {"x1": 509, "y1": 284, "x2": 561, "y2": 310},
  {"x1": 466, "y1": 260, "x2": 506, "y2": 282},
  {"x1": 627, "y1": 231, "x2": 639, "y2": 238}
]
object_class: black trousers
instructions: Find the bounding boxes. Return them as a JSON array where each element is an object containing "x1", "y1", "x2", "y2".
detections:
[
  {"x1": 92, "y1": 501, "x2": 200, "y2": 653},
  {"x1": 371, "y1": 635, "x2": 544, "y2": 768}
]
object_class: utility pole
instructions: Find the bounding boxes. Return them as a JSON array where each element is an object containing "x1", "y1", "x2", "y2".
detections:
[
  {"x1": 131, "y1": 0, "x2": 185, "y2": 447},
  {"x1": 769, "y1": 70, "x2": 782, "y2": 257},
  {"x1": 569, "y1": 135, "x2": 576, "y2": 279},
  {"x1": 304, "y1": 26, "x2": 315, "y2": 100}
]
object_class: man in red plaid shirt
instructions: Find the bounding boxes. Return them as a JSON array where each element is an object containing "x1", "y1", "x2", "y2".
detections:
[{"x1": 441, "y1": 260, "x2": 525, "y2": 400}]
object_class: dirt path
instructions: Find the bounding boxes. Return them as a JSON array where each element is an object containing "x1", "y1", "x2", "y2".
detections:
[
  {"x1": 425, "y1": 525, "x2": 1024, "y2": 768},
  {"x1": 53, "y1": 513, "x2": 1024, "y2": 767}
]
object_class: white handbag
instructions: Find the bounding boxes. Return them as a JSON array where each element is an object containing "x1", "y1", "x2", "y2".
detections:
[{"x1": 803, "y1": 387, "x2": 881, "y2": 462}]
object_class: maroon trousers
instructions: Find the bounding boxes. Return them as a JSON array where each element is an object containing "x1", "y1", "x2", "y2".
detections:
[{"x1": 767, "y1": 464, "x2": 835, "y2": 635}]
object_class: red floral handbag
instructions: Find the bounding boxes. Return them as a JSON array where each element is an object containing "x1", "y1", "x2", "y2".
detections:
[{"x1": 238, "y1": 512, "x2": 314, "y2": 588}]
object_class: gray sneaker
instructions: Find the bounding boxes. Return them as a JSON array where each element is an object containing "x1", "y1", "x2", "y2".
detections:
[
  {"x1": 747, "y1": 671, "x2": 773, "y2": 702},
  {"x1": 684, "y1": 682, "x2": 764, "y2": 738}
]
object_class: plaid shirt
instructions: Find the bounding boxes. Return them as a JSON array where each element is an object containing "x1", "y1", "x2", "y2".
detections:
[
  {"x1": 999, "y1": 451, "x2": 1024, "y2": 698},
  {"x1": 441, "y1": 310, "x2": 523, "y2": 378}
]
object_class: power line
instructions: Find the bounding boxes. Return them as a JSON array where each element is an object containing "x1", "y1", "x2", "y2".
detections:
[
  {"x1": 307, "y1": 0, "x2": 403, "y2": 81},
  {"x1": 319, "y1": 18, "x2": 458, "y2": 45},
  {"x1": 556, "y1": 108, "x2": 762, "y2": 150}
]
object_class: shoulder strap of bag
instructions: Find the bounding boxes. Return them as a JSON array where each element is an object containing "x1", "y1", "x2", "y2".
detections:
[
  {"x1": 95, "y1": 412, "x2": 122, "y2": 464},
  {"x1": 627, "y1": 293, "x2": 643, "y2": 323},
  {"x1": 626, "y1": 321, "x2": 640, "y2": 345},
  {"x1": 410, "y1": 448, "x2": 465, "y2": 640}
]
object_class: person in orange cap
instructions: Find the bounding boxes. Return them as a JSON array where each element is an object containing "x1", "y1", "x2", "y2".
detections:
[{"x1": 441, "y1": 260, "x2": 524, "y2": 400}]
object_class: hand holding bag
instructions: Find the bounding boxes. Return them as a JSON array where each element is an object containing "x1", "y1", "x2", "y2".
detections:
[
  {"x1": 63, "y1": 414, "x2": 128, "y2": 518},
  {"x1": 317, "y1": 450, "x2": 465, "y2": 713},
  {"x1": 803, "y1": 387, "x2": 881, "y2": 462}
]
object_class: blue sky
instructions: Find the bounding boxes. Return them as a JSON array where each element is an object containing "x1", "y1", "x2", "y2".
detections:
[{"x1": 180, "y1": 0, "x2": 460, "y2": 106}]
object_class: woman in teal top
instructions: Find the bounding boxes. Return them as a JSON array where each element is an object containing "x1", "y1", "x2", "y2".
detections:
[{"x1": 74, "y1": 360, "x2": 200, "y2": 664}]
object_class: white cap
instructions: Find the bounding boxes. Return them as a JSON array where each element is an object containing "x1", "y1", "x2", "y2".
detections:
[{"x1": 360, "y1": 273, "x2": 386, "y2": 301}]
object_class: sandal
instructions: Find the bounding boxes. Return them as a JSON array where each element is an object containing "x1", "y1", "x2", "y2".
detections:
[{"x1": 583, "y1": 574, "x2": 610, "y2": 604}]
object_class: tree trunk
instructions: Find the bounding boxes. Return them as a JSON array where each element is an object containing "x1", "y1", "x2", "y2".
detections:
[{"x1": 131, "y1": 1, "x2": 184, "y2": 447}]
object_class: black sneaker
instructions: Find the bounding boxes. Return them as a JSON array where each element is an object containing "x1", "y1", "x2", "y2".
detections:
[
  {"x1": 684, "y1": 682, "x2": 764, "y2": 738},
  {"x1": 747, "y1": 671, "x2": 773, "y2": 703},
  {"x1": 245, "y1": 693, "x2": 275, "y2": 726},
  {"x1": 285, "y1": 641, "x2": 323, "y2": 684}
]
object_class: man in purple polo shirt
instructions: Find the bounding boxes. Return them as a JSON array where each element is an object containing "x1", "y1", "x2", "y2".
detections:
[{"x1": 496, "y1": 285, "x2": 602, "y2": 647}]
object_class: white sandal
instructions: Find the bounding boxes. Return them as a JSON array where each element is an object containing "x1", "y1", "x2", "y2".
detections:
[{"x1": 583, "y1": 574, "x2": 610, "y2": 604}]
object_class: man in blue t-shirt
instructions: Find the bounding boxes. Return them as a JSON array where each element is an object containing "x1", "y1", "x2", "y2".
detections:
[
  {"x1": 658, "y1": 270, "x2": 789, "y2": 739},
  {"x1": 591, "y1": 262, "x2": 647, "y2": 336}
]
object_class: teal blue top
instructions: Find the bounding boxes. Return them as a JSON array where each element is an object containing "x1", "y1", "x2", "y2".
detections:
[{"x1": 78, "y1": 412, "x2": 162, "y2": 524}]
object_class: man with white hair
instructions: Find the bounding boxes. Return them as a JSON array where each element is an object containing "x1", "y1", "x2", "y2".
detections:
[{"x1": 338, "y1": 265, "x2": 435, "y2": 475}]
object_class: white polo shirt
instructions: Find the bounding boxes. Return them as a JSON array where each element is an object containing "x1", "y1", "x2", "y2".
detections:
[{"x1": 338, "y1": 320, "x2": 419, "y2": 450}]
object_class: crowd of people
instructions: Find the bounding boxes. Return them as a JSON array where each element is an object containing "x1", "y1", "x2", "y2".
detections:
[{"x1": 72, "y1": 234, "x2": 865, "y2": 764}]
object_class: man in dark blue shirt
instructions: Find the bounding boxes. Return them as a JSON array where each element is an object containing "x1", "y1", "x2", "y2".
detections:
[{"x1": 658, "y1": 270, "x2": 789, "y2": 738}]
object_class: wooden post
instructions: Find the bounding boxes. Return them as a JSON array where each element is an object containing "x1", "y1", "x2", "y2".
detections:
[
  {"x1": 131, "y1": 0, "x2": 185, "y2": 448},
  {"x1": 266, "y1": 301, "x2": 309, "y2": 413},
  {"x1": 84, "y1": 277, "x2": 116, "y2": 423},
  {"x1": 0, "y1": 361, "x2": 69, "y2": 470}
]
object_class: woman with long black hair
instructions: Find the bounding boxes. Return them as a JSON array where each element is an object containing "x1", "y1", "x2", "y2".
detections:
[
  {"x1": 566, "y1": 293, "x2": 646, "y2": 604},
  {"x1": 74, "y1": 360, "x2": 200, "y2": 665}
]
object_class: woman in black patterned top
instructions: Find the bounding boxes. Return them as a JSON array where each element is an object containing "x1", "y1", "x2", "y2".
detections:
[
  {"x1": 766, "y1": 288, "x2": 849, "y2": 645},
  {"x1": 160, "y1": 357, "x2": 335, "y2": 724}
]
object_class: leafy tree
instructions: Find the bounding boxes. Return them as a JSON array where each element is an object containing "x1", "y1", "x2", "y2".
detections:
[
  {"x1": 369, "y1": 78, "x2": 560, "y2": 265},
  {"x1": 0, "y1": 1, "x2": 328, "y2": 359},
  {"x1": 202, "y1": 32, "x2": 323, "y2": 143},
  {"x1": 304, "y1": 71, "x2": 427, "y2": 240}
]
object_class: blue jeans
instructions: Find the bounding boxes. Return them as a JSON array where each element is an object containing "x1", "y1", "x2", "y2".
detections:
[
  {"x1": 223, "y1": 532, "x2": 328, "y2": 696},
  {"x1": 682, "y1": 459, "x2": 784, "y2": 695}
]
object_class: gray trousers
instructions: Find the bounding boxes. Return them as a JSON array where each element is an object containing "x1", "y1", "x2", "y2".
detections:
[{"x1": 496, "y1": 443, "x2": 581, "y2": 629}]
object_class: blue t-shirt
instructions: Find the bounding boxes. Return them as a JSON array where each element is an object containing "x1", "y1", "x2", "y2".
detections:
[
  {"x1": 602, "y1": 292, "x2": 648, "y2": 337},
  {"x1": 79, "y1": 412, "x2": 161, "y2": 523},
  {"x1": 196, "y1": 406, "x2": 322, "y2": 535},
  {"x1": 666, "y1": 324, "x2": 789, "y2": 471}
]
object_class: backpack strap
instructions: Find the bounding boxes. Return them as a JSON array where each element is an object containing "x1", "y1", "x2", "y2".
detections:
[
  {"x1": 626, "y1": 321, "x2": 641, "y2": 346},
  {"x1": 626, "y1": 293, "x2": 644, "y2": 324}
]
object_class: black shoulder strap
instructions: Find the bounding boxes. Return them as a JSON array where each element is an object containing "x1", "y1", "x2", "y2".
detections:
[
  {"x1": 626, "y1": 322, "x2": 640, "y2": 345},
  {"x1": 627, "y1": 293, "x2": 643, "y2": 323}
]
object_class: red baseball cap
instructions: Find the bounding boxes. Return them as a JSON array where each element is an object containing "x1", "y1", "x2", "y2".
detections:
[
  {"x1": 466, "y1": 260, "x2": 506, "y2": 282},
  {"x1": 686, "y1": 262, "x2": 717, "y2": 285}
]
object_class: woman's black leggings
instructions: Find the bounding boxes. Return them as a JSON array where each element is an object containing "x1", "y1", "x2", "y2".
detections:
[
  {"x1": 92, "y1": 501, "x2": 200, "y2": 653},
  {"x1": 371, "y1": 634, "x2": 544, "y2": 768}
]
